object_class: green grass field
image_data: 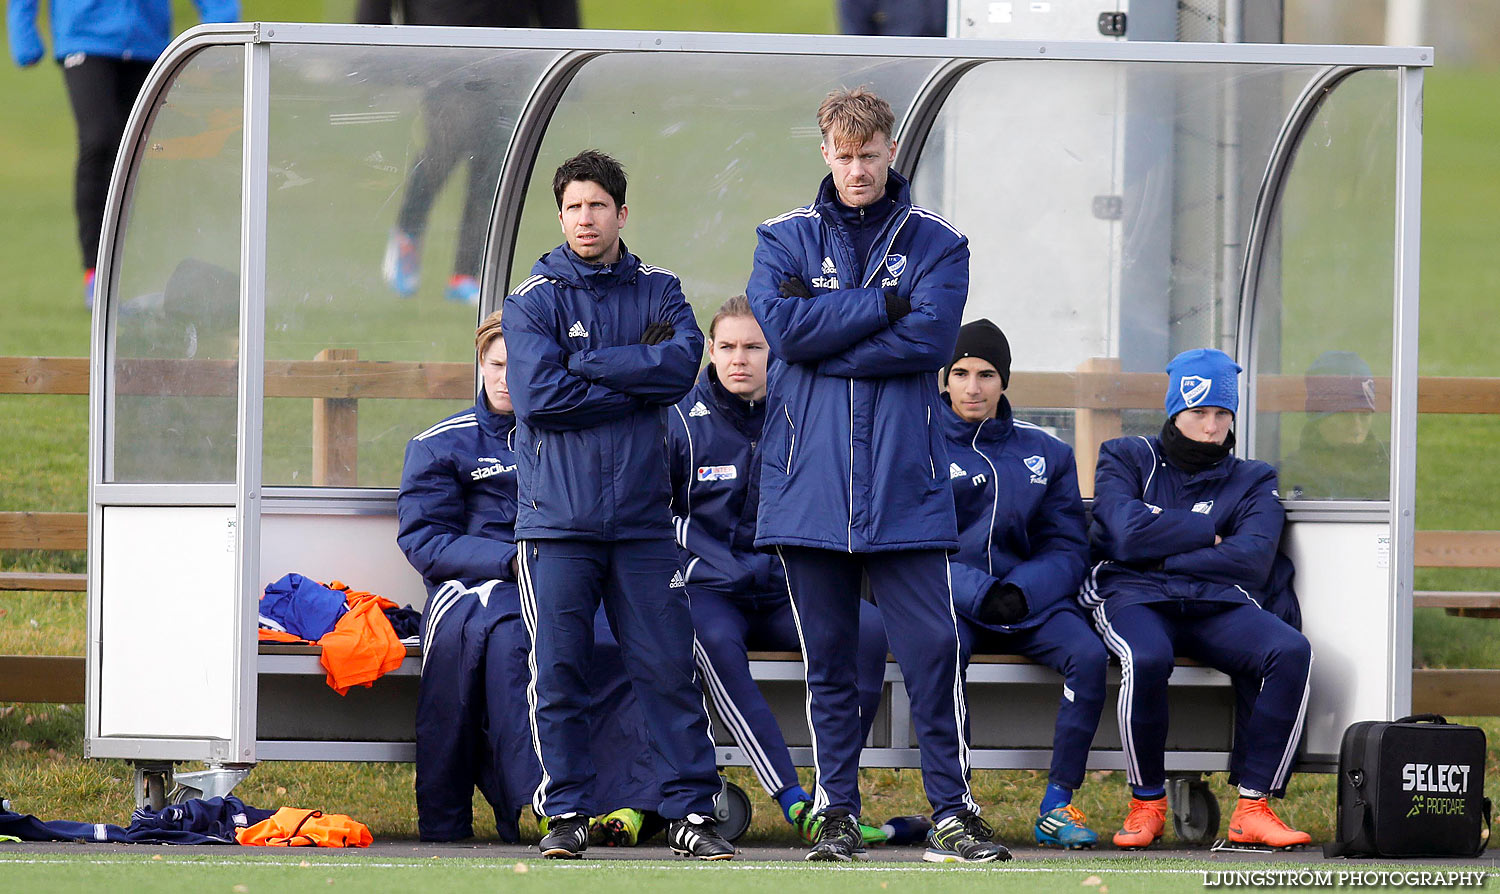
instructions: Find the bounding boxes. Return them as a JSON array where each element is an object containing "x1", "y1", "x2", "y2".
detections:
[
  {"x1": 3, "y1": 0, "x2": 1500, "y2": 884},
  {"x1": 9, "y1": 852, "x2": 1485, "y2": 894}
]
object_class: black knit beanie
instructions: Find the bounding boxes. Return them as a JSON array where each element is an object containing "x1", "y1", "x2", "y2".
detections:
[{"x1": 948, "y1": 318, "x2": 1012, "y2": 388}]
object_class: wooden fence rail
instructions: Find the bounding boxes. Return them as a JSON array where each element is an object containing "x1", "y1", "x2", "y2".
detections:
[{"x1": 4, "y1": 355, "x2": 1500, "y2": 713}]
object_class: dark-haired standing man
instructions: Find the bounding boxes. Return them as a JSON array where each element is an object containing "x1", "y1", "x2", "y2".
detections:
[
  {"x1": 747, "y1": 88, "x2": 1006, "y2": 864},
  {"x1": 502, "y1": 150, "x2": 733, "y2": 861}
]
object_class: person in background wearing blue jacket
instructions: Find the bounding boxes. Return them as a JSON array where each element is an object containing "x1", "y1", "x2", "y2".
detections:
[
  {"x1": 502, "y1": 150, "x2": 734, "y2": 861},
  {"x1": 6, "y1": 0, "x2": 240, "y2": 308},
  {"x1": 397, "y1": 309, "x2": 662, "y2": 846},
  {"x1": 667, "y1": 295, "x2": 890, "y2": 847},
  {"x1": 940, "y1": 319, "x2": 1103, "y2": 849},
  {"x1": 747, "y1": 88, "x2": 1005, "y2": 864},
  {"x1": 1082, "y1": 348, "x2": 1313, "y2": 850}
]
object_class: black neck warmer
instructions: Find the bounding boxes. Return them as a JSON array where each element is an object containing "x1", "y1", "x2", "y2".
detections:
[{"x1": 1160, "y1": 418, "x2": 1235, "y2": 473}]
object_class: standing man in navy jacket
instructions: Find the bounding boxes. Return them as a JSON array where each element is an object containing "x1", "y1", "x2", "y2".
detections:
[
  {"x1": 1082, "y1": 348, "x2": 1312, "y2": 850},
  {"x1": 940, "y1": 320, "x2": 1104, "y2": 849},
  {"x1": 397, "y1": 309, "x2": 662, "y2": 845},
  {"x1": 667, "y1": 296, "x2": 890, "y2": 846},
  {"x1": 502, "y1": 150, "x2": 733, "y2": 861},
  {"x1": 747, "y1": 88, "x2": 1005, "y2": 864}
]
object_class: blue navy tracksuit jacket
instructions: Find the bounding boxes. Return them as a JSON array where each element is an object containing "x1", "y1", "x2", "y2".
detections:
[
  {"x1": 396, "y1": 397, "x2": 660, "y2": 839},
  {"x1": 397, "y1": 397, "x2": 519, "y2": 600},
  {"x1": 1081, "y1": 435, "x2": 1285, "y2": 610},
  {"x1": 0, "y1": 796, "x2": 272, "y2": 844},
  {"x1": 1082, "y1": 433, "x2": 1311, "y2": 796},
  {"x1": 502, "y1": 243, "x2": 704, "y2": 542},
  {"x1": 666, "y1": 367, "x2": 779, "y2": 602},
  {"x1": 747, "y1": 169, "x2": 968, "y2": 553},
  {"x1": 942, "y1": 397, "x2": 1089, "y2": 633}
]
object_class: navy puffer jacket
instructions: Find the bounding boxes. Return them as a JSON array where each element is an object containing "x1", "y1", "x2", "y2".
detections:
[
  {"x1": 502, "y1": 243, "x2": 704, "y2": 541},
  {"x1": 748, "y1": 169, "x2": 968, "y2": 552}
]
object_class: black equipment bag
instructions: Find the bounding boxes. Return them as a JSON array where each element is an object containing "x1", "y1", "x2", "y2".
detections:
[{"x1": 1325, "y1": 714, "x2": 1491, "y2": 858}]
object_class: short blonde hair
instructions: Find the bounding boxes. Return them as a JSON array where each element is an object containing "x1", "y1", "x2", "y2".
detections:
[
  {"x1": 708, "y1": 295, "x2": 754, "y2": 340},
  {"x1": 817, "y1": 87, "x2": 895, "y2": 149},
  {"x1": 475, "y1": 308, "x2": 504, "y2": 356}
]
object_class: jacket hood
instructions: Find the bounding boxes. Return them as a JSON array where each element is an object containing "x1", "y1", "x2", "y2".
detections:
[
  {"x1": 531, "y1": 242, "x2": 641, "y2": 291},
  {"x1": 940, "y1": 393, "x2": 1014, "y2": 446},
  {"x1": 814, "y1": 167, "x2": 913, "y2": 214}
]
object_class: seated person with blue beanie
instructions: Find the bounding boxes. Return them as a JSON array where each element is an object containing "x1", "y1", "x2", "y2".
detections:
[{"x1": 1081, "y1": 348, "x2": 1313, "y2": 850}]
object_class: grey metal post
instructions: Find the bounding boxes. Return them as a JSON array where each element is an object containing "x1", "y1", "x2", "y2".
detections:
[
  {"x1": 1387, "y1": 63, "x2": 1426, "y2": 719},
  {"x1": 231, "y1": 39, "x2": 272, "y2": 764}
]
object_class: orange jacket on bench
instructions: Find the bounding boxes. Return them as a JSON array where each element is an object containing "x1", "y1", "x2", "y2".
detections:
[
  {"x1": 318, "y1": 581, "x2": 406, "y2": 696},
  {"x1": 236, "y1": 807, "x2": 372, "y2": 847}
]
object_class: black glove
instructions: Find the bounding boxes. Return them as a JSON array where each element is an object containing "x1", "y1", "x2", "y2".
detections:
[
  {"x1": 778, "y1": 277, "x2": 813, "y2": 299},
  {"x1": 883, "y1": 288, "x2": 911, "y2": 323},
  {"x1": 640, "y1": 321, "x2": 675, "y2": 346},
  {"x1": 977, "y1": 582, "x2": 1028, "y2": 626}
]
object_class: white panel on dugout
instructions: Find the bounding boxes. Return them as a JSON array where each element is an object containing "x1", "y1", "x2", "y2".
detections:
[
  {"x1": 1283, "y1": 521, "x2": 1396, "y2": 758},
  {"x1": 99, "y1": 505, "x2": 238, "y2": 739},
  {"x1": 917, "y1": 62, "x2": 1124, "y2": 372},
  {"x1": 258, "y1": 510, "x2": 425, "y2": 607}
]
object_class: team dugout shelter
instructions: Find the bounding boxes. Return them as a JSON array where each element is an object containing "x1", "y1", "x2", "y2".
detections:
[{"x1": 84, "y1": 22, "x2": 1429, "y2": 837}]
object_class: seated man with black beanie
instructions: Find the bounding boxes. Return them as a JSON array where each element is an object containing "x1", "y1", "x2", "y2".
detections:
[{"x1": 939, "y1": 319, "x2": 1104, "y2": 849}]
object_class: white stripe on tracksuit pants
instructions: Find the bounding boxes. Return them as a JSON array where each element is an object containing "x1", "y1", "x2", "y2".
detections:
[
  {"x1": 776, "y1": 545, "x2": 979, "y2": 821},
  {"x1": 1090, "y1": 596, "x2": 1312, "y2": 796},
  {"x1": 516, "y1": 537, "x2": 721, "y2": 820}
]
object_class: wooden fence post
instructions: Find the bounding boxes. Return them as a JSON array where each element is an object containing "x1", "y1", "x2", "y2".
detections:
[
  {"x1": 1074, "y1": 356, "x2": 1122, "y2": 499},
  {"x1": 312, "y1": 348, "x2": 358, "y2": 486}
]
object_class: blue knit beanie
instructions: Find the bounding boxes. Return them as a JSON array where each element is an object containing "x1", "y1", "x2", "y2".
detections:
[{"x1": 1165, "y1": 348, "x2": 1241, "y2": 419}]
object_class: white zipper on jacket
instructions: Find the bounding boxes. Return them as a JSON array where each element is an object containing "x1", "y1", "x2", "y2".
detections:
[
  {"x1": 973, "y1": 419, "x2": 1001, "y2": 576},
  {"x1": 847, "y1": 378, "x2": 855, "y2": 553},
  {"x1": 784, "y1": 405, "x2": 796, "y2": 473}
]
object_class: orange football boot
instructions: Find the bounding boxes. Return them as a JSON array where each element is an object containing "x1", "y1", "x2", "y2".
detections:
[
  {"x1": 1112, "y1": 796, "x2": 1168, "y2": 849},
  {"x1": 1227, "y1": 797, "x2": 1311, "y2": 849}
]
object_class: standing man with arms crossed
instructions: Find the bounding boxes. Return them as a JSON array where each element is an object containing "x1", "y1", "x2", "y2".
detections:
[
  {"x1": 502, "y1": 150, "x2": 734, "y2": 861},
  {"x1": 747, "y1": 88, "x2": 1007, "y2": 864},
  {"x1": 667, "y1": 296, "x2": 891, "y2": 846}
]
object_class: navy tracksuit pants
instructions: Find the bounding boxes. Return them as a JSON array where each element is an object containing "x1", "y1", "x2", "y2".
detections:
[
  {"x1": 958, "y1": 609, "x2": 1108, "y2": 793},
  {"x1": 777, "y1": 547, "x2": 977, "y2": 821},
  {"x1": 1091, "y1": 599, "x2": 1312, "y2": 796},
  {"x1": 516, "y1": 538, "x2": 721, "y2": 820},
  {"x1": 689, "y1": 586, "x2": 888, "y2": 801},
  {"x1": 416, "y1": 579, "x2": 660, "y2": 841}
]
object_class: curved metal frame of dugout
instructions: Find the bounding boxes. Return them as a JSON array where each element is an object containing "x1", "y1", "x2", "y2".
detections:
[{"x1": 84, "y1": 24, "x2": 1430, "y2": 797}]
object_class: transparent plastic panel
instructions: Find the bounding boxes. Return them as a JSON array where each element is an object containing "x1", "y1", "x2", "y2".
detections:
[
  {"x1": 508, "y1": 53, "x2": 938, "y2": 324},
  {"x1": 262, "y1": 44, "x2": 557, "y2": 488},
  {"x1": 109, "y1": 46, "x2": 245, "y2": 484},
  {"x1": 1253, "y1": 70, "x2": 1397, "y2": 501},
  {"x1": 908, "y1": 60, "x2": 1322, "y2": 492}
]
